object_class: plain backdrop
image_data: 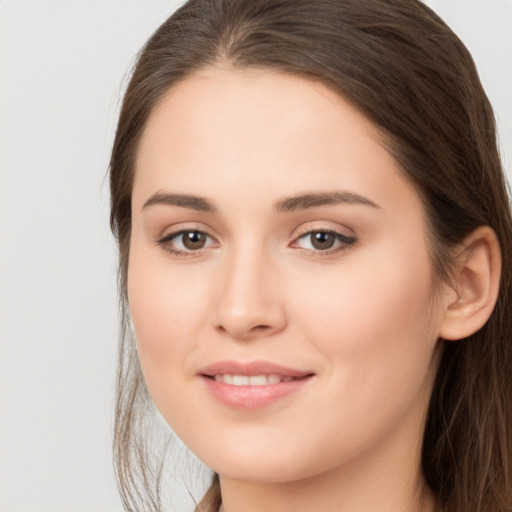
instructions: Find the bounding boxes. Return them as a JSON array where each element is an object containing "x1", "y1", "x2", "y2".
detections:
[{"x1": 0, "y1": 1, "x2": 511, "y2": 511}]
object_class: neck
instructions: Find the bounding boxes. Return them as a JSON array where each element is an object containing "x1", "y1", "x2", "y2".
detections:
[
  {"x1": 217, "y1": 419, "x2": 437, "y2": 512},
  {"x1": 219, "y1": 468, "x2": 435, "y2": 512},
  {"x1": 219, "y1": 473, "x2": 435, "y2": 512}
]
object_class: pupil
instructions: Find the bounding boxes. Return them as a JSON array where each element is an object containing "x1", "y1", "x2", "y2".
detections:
[
  {"x1": 183, "y1": 231, "x2": 205, "y2": 249},
  {"x1": 312, "y1": 231, "x2": 335, "y2": 250}
]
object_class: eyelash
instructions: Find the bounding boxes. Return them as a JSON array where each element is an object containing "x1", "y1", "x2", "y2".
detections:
[
  {"x1": 157, "y1": 229, "x2": 357, "y2": 258},
  {"x1": 292, "y1": 229, "x2": 357, "y2": 256},
  {"x1": 157, "y1": 230, "x2": 217, "y2": 258}
]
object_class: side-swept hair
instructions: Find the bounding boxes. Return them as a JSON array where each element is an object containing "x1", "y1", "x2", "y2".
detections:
[{"x1": 109, "y1": 1, "x2": 512, "y2": 510}]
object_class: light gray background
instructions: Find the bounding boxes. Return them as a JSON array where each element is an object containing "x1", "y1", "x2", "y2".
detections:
[{"x1": 0, "y1": 1, "x2": 511, "y2": 511}]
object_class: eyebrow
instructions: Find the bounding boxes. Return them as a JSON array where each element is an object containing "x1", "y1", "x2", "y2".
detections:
[
  {"x1": 142, "y1": 190, "x2": 379, "y2": 213},
  {"x1": 143, "y1": 193, "x2": 216, "y2": 212},
  {"x1": 274, "y1": 191, "x2": 380, "y2": 212}
]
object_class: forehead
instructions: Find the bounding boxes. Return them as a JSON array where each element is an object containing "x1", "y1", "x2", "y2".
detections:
[
  {"x1": 133, "y1": 65, "x2": 422, "y2": 220},
  {"x1": 135, "y1": 65, "x2": 376, "y2": 177}
]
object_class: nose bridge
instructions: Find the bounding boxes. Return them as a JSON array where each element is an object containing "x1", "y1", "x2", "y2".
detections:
[{"x1": 213, "y1": 237, "x2": 285, "y2": 339}]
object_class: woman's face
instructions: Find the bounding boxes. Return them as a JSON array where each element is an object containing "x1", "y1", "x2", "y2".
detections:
[{"x1": 128, "y1": 66, "x2": 446, "y2": 484}]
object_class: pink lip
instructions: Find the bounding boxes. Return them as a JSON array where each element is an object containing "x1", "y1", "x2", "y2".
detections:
[
  {"x1": 200, "y1": 360, "x2": 312, "y2": 378},
  {"x1": 199, "y1": 360, "x2": 314, "y2": 410}
]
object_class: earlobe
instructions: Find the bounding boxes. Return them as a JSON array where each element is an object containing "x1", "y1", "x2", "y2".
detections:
[{"x1": 439, "y1": 226, "x2": 501, "y2": 341}]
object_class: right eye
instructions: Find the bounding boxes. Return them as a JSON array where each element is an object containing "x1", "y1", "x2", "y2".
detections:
[{"x1": 158, "y1": 230, "x2": 217, "y2": 255}]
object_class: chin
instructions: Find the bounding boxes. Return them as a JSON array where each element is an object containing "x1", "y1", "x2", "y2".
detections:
[
  {"x1": 213, "y1": 459, "x2": 314, "y2": 484},
  {"x1": 191, "y1": 436, "x2": 327, "y2": 485}
]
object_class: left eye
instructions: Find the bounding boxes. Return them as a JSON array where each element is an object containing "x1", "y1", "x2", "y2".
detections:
[{"x1": 293, "y1": 230, "x2": 356, "y2": 252}]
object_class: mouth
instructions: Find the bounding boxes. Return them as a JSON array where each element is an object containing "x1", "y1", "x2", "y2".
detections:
[
  {"x1": 205, "y1": 374, "x2": 310, "y2": 386},
  {"x1": 200, "y1": 360, "x2": 314, "y2": 383},
  {"x1": 199, "y1": 360, "x2": 314, "y2": 409}
]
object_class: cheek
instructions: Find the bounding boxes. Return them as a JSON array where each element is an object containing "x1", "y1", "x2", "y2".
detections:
[
  {"x1": 292, "y1": 242, "x2": 440, "y2": 386},
  {"x1": 126, "y1": 242, "x2": 209, "y2": 391},
  {"x1": 276, "y1": 246, "x2": 441, "y2": 468}
]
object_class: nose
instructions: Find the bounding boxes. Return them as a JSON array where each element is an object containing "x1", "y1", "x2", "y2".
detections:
[{"x1": 212, "y1": 246, "x2": 287, "y2": 340}]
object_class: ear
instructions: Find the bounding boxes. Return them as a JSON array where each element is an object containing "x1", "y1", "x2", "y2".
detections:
[{"x1": 439, "y1": 226, "x2": 501, "y2": 341}]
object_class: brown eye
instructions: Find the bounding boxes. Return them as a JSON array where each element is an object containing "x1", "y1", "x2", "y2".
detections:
[
  {"x1": 292, "y1": 229, "x2": 357, "y2": 254},
  {"x1": 182, "y1": 230, "x2": 207, "y2": 250},
  {"x1": 310, "y1": 231, "x2": 336, "y2": 250},
  {"x1": 158, "y1": 229, "x2": 216, "y2": 255}
]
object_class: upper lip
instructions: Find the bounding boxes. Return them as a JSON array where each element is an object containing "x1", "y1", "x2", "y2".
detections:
[{"x1": 200, "y1": 360, "x2": 313, "y2": 378}]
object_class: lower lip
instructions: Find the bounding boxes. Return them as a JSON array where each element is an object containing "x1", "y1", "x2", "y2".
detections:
[{"x1": 202, "y1": 376, "x2": 313, "y2": 410}]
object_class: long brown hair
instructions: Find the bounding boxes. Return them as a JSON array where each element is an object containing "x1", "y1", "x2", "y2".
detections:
[{"x1": 109, "y1": 1, "x2": 512, "y2": 510}]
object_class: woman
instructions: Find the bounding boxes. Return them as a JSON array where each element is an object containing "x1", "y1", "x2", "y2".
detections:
[{"x1": 109, "y1": 1, "x2": 512, "y2": 510}]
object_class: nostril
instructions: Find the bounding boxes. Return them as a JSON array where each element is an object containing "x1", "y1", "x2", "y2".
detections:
[{"x1": 252, "y1": 325, "x2": 270, "y2": 331}]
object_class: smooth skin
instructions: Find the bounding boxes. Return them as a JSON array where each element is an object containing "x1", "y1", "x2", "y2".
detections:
[{"x1": 128, "y1": 66, "x2": 501, "y2": 512}]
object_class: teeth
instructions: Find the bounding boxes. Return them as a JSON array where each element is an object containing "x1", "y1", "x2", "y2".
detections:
[
  {"x1": 213, "y1": 374, "x2": 292, "y2": 386},
  {"x1": 233, "y1": 375, "x2": 249, "y2": 386},
  {"x1": 267, "y1": 374, "x2": 281, "y2": 384}
]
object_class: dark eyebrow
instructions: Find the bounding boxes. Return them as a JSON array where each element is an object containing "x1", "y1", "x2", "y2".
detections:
[
  {"x1": 142, "y1": 193, "x2": 216, "y2": 212},
  {"x1": 142, "y1": 190, "x2": 378, "y2": 214},
  {"x1": 274, "y1": 191, "x2": 379, "y2": 212}
]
